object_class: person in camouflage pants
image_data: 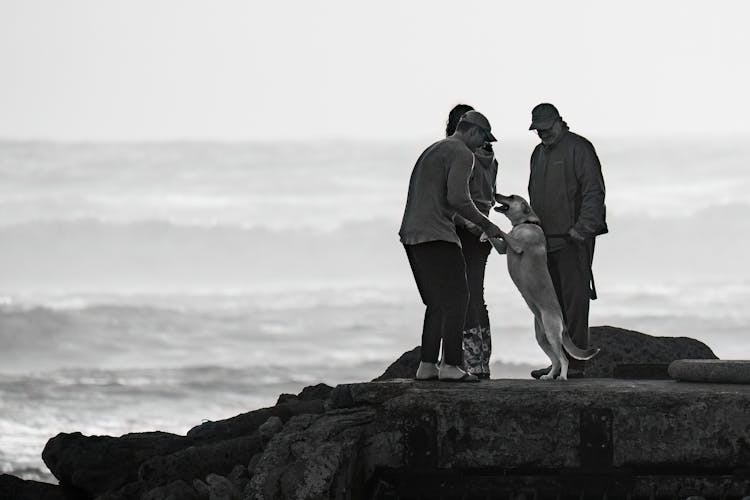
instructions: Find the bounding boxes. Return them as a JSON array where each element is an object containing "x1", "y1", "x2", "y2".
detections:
[{"x1": 444, "y1": 104, "x2": 498, "y2": 379}]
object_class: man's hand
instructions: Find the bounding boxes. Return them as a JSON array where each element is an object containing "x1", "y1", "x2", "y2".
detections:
[{"x1": 567, "y1": 227, "x2": 586, "y2": 244}]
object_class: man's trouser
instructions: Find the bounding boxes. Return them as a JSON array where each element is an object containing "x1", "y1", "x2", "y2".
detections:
[
  {"x1": 404, "y1": 241, "x2": 469, "y2": 367},
  {"x1": 546, "y1": 238, "x2": 594, "y2": 370}
]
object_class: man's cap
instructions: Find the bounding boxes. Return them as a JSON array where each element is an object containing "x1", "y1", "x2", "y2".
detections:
[
  {"x1": 529, "y1": 103, "x2": 561, "y2": 130},
  {"x1": 458, "y1": 110, "x2": 497, "y2": 142}
]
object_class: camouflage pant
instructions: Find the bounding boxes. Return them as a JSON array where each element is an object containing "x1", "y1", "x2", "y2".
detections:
[{"x1": 462, "y1": 325, "x2": 492, "y2": 376}]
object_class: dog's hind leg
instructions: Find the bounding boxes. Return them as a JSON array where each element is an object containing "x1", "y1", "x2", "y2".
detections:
[
  {"x1": 534, "y1": 317, "x2": 560, "y2": 380},
  {"x1": 540, "y1": 311, "x2": 568, "y2": 380}
]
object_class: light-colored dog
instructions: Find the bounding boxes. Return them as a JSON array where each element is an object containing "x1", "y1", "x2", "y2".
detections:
[{"x1": 483, "y1": 194, "x2": 599, "y2": 380}]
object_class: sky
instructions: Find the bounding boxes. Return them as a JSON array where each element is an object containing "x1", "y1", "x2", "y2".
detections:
[{"x1": 1, "y1": 1, "x2": 749, "y2": 141}]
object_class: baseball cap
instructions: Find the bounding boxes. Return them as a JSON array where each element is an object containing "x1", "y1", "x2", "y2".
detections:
[
  {"x1": 529, "y1": 103, "x2": 561, "y2": 130},
  {"x1": 458, "y1": 110, "x2": 497, "y2": 142}
]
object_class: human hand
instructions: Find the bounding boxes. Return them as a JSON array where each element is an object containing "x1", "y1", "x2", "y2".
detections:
[
  {"x1": 464, "y1": 221, "x2": 484, "y2": 237},
  {"x1": 488, "y1": 238, "x2": 507, "y2": 254},
  {"x1": 483, "y1": 223, "x2": 503, "y2": 240},
  {"x1": 567, "y1": 227, "x2": 585, "y2": 244}
]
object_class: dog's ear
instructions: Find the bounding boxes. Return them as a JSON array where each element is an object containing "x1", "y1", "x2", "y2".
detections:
[{"x1": 523, "y1": 204, "x2": 530, "y2": 215}]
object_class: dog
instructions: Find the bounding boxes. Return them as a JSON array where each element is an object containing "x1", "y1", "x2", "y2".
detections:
[{"x1": 483, "y1": 194, "x2": 599, "y2": 380}]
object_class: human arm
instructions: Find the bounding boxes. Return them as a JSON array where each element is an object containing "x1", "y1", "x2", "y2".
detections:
[
  {"x1": 453, "y1": 213, "x2": 484, "y2": 236},
  {"x1": 480, "y1": 232, "x2": 508, "y2": 254},
  {"x1": 572, "y1": 141, "x2": 607, "y2": 239},
  {"x1": 447, "y1": 149, "x2": 522, "y2": 251},
  {"x1": 446, "y1": 151, "x2": 497, "y2": 233}
]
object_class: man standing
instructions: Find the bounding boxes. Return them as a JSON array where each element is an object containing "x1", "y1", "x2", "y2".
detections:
[
  {"x1": 399, "y1": 111, "x2": 505, "y2": 382},
  {"x1": 527, "y1": 103, "x2": 607, "y2": 379}
]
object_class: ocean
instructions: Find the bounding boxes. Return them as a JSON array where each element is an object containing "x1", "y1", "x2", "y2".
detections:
[{"x1": 1, "y1": 138, "x2": 749, "y2": 482}]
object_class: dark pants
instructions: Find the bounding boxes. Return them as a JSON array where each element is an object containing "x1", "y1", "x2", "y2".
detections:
[
  {"x1": 404, "y1": 241, "x2": 469, "y2": 366},
  {"x1": 457, "y1": 227, "x2": 491, "y2": 329},
  {"x1": 457, "y1": 227, "x2": 493, "y2": 375},
  {"x1": 547, "y1": 239, "x2": 593, "y2": 370}
]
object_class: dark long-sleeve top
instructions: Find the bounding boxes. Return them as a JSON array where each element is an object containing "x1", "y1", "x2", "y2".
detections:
[
  {"x1": 528, "y1": 126, "x2": 608, "y2": 252},
  {"x1": 399, "y1": 137, "x2": 495, "y2": 246}
]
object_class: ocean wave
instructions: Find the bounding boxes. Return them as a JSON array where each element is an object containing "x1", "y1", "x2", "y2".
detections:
[{"x1": 2, "y1": 139, "x2": 750, "y2": 229}]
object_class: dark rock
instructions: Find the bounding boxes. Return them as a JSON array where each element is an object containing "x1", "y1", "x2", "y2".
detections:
[
  {"x1": 247, "y1": 408, "x2": 375, "y2": 500},
  {"x1": 202, "y1": 473, "x2": 243, "y2": 500},
  {"x1": 96, "y1": 480, "x2": 149, "y2": 500},
  {"x1": 669, "y1": 359, "x2": 750, "y2": 383},
  {"x1": 41, "y1": 398, "x2": 326, "y2": 499},
  {"x1": 42, "y1": 431, "x2": 188, "y2": 498},
  {"x1": 327, "y1": 384, "x2": 355, "y2": 410},
  {"x1": 138, "y1": 434, "x2": 262, "y2": 485},
  {"x1": 372, "y1": 346, "x2": 420, "y2": 381},
  {"x1": 0, "y1": 474, "x2": 66, "y2": 500},
  {"x1": 141, "y1": 479, "x2": 205, "y2": 500},
  {"x1": 258, "y1": 416, "x2": 283, "y2": 446},
  {"x1": 374, "y1": 328, "x2": 717, "y2": 382},
  {"x1": 226, "y1": 464, "x2": 251, "y2": 494},
  {"x1": 248, "y1": 379, "x2": 750, "y2": 498},
  {"x1": 297, "y1": 383, "x2": 334, "y2": 401},
  {"x1": 187, "y1": 400, "x2": 324, "y2": 443},
  {"x1": 587, "y1": 326, "x2": 718, "y2": 377},
  {"x1": 246, "y1": 453, "x2": 262, "y2": 476},
  {"x1": 276, "y1": 384, "x2": 333, "y2": 406},
  {"x1": 275, "y1": 393, "x2": 298, "y2": 405}
]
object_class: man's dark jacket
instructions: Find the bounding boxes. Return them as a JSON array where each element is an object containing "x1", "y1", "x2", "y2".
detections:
[{"x1": 528, "y1": 124, "x2": 608, "y2": 253}]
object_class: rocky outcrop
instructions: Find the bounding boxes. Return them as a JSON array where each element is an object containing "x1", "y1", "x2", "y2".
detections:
[
  {"x1": 248, "y1": 378, "x2": 750, "y2": 499},
  {"x1": 8, "y1": 328, "x2": 737, "y2": 499},
  {"x1": 0, "y1": 474, "x2": 66, "y2": 500},
  {"x1": 41, "y1": 431, "x2": 189, "y2": 497},
  {"x1": 40, "y1": 385, "x2": 331, "y2": 499},
  {"x1": 372, "y1": 346, "x2": 421, "y2": 381},
  {"x1": 374, "y1": 326, "x2": 718, "y2": 380},
  {"x1": 585, "y1": 325, "x2": 717, "y2": 377},
  {"x1": 248, "y1": 408, "x2": 375, "y2": 499}
]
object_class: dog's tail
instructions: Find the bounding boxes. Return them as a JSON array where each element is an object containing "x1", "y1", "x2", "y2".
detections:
[{"x1": 562, "y1": 330, "x2": 600, "y2": 360}]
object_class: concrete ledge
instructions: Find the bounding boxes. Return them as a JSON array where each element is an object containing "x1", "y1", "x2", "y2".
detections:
[
  {"x1": 332, "y1": 378, "x2": 750, "y2": 469},
  {"x1": 250, "y1": 378, "x2": 750, "y2": 498},
  {"x1": 669, "y1": 359, "x2": 750, "y2": 384}
]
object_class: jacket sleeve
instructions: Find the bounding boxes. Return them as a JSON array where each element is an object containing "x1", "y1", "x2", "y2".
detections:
[
  {"x1": 446, "y1": 151, "x2": 494, "y2": 231},
  {"x1": 572, "y1": 140, "x2": 607, "y2": 238}
]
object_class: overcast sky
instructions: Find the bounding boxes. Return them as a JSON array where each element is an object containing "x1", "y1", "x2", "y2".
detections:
[{"x1": 1, "y1": 1, "x2": 748, "y2": 141}]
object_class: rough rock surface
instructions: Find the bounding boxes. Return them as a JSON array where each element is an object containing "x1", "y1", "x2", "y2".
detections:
[
  {"x1": 585, "y1": 326, "x2": 718, "y2": 377},
  {"x1": 140, "y1": 479, "x2": 204, "y2": 500},
  {"x1": 39, "y1": 384, "x2": 331, "y2": 499},
  {"x1": 12, "y1": 332, "x2": 736, "y2": 500},
  {"x1": 372, "y1": 346, "x2": 421, "y2": 381},
  {"x1": 247, "y1": 408, "x2": 375, "y2": 500},
  {"x1": 374, "y1": 326, "x2": 718, "y2": 381},
  {"x1": 246, "y1": 379, "x2": 750, "y2": 498},
  {"x1": 669, "y1": 359, "x2": 750, "y2": 383},
  {"x1": 0, "y1": 474, "x2": 66, "y2": 500},
  {"x1": 187, "y1": 399, "x2": 324, "y2": 443},
  {"x1": 137, "y1": 434, "x2": 262, "y2": 485},
  {"x1": 41, "y1": 431, "x2": 188, "y2": 498}
]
